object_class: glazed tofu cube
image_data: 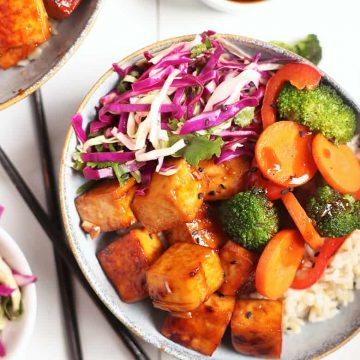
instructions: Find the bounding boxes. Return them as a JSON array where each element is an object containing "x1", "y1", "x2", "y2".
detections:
[
  {"x1": 131, "y1": 159, "x2": 208, "y2": 233},
  {"x1": 231, "y1": 299, "x2": 282, "y2": 359},
  {"x1": 165, "y1": 204, "x2": 228, "y2": 249},
  {"x1": 161, "y1": 293, "x2": 235, "y2": 356},
  {"x1": 219, "y1": 241, "x2": 258, "y2": 296},
  {"x1": 75, "y1": 179, "x2": 137, "y2": 237},
  {"x1": 199, "y1": 157, "x2": 250, "y2": 201},
  {"x1": 0, "y1": 44, "x2": 37, "y2": 70},
  {"x1": 146, "y1": 243, "x2": 224, "y2": 312},
  {"x1": 97, "y1": 228, "x2": 163, "y2": 303},
  {"x1": 0, "y1": 0, "x2": 51, "y2": 48}
]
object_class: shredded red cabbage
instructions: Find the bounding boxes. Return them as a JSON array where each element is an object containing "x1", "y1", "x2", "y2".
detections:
[
  {"x1": 11, "y1": 269, "x2": 37, "y2": 287},
  {"x1": 71, "y1": 114, "x2": 87, "y2": 143},
  {"x1": 82, "y1": 151, "x2": 135, "y2": 163},
  {"x1": 83, "y1": 166, "x2": 114, "y2": 180},
  {"x1": 0, "y1": 285, "x2": 14, "y2": 296},
  {"x1": 0, "y1": 339, "x2": 5, "y2": 357},
  {"x1": 71, "y1": 31, "x2": 281, "y2": 188}
]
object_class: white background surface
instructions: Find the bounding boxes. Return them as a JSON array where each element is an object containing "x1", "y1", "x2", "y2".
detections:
[{"x1": 0, "y1": 0, "x2": 359, "y2": 359}]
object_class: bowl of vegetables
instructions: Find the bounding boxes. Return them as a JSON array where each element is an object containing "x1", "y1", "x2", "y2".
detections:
[
  {"x1": 0, "y1": 0, "x2": 102, "y2": 110},
  {"x1": 0, "y1": 226, "x2": 37, "y2": 358},
  {"x1": 60, "y1": 32, "x2": 360, "y2": 359}
]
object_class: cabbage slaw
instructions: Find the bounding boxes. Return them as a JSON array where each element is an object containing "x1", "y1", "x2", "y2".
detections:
[
  {"x1": 0, "y1": 206, "x2": 37, "y2": 357},
  {"x1": 71, "y1": 31, "x2": 284, "y2": 192}
]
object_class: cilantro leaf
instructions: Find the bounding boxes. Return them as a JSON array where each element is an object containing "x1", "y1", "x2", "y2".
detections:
[
  {"x1": 76, "y1": 180, "x2": 98, "y2": 195},
  {"x1": 168, "y1": 118, "x2": 185, "y2": 131},
  {"x1": 191, "y1": 38, "x2": 212, "y2": 58},
  {"x1": 233, "y1": 107, "x2": 255, "y2": 128},
  {"x1": 173, "y1": 134, "x2": 223, "y2": 166},
  {"x1": 86, "y1": 161, "x2": 130, "y2": 186},
  {"x1": 191, "y1": 44, "x2": 208, "y2": 58}
]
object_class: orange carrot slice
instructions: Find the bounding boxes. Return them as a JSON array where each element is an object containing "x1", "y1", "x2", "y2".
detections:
[
  {"x1": 312, "y1": 133, "x2": 360, "y2": 194},
  {"x1": 255, "y1": 229, "x2": 305, "y2": 299},
  {"x1": 255, "y1": 121, "x2": 317, "y2": 188},
  {"x1": 281, "y1": 192, "x2": 324, "y2": 250}
]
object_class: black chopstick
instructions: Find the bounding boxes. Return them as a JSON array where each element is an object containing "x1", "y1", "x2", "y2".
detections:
[
  {"x1": 31, "y1": 91, "x2": 83, "y2": 360},
  {"x1": 0, "y1": 146, "x2": 150, "y2": 360}
]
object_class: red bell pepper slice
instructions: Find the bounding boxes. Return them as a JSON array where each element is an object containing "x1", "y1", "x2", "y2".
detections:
[
  {"x1": 291, "y1": 234, "x2": 349, "y2": 290},
  {"x1": 247, "y1": 159, "x2": 286, "y2": 200},
  {"x1": 44, "y1": 0, "x2": 82, "y2": 20},
  {"x1": 261, "y1": 63, "x2": 321, "y2": 129}
]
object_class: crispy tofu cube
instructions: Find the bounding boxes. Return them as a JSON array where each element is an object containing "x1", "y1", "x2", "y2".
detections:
[
  {"x1": 161, "y1": 293, "x2": 235, "y2": 356},
  {"x1": 164, "y1": 204, "x2": 228, "y2": 249},
  {"x1": 97, "y1": 228, "x2": 163, "y2": 303},
  {"x1": 231, "y1": 299, "x2": 282, "y2": 359},
  {"x1": 199, "y1": 157, "x2": 250, "y2": 201},
  {"x1": 75, "y1": 179, "x2": 137, "y2": 236},
  {"x1": 0, "y1": 44, "x2": 36, "y2": 70},
  {"x1": 131, "y1": 159, "x2": 208, "y2": 233},
  {"x1": 219, "y1": 241, "x2": 258, "y2": 296},
  {"x1": 0, "y1": 0, "x2": 51, "y2": 49},
  {"x1": 146, "y1": 243, "x2": 224, "y2": 312}
]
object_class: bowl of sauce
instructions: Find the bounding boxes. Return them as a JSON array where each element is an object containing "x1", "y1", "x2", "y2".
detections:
[{"x1": 200, "y1": 0, "x2": 267, "y2": 12}]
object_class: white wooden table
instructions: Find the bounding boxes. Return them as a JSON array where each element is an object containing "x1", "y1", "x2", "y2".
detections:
[{"x1": 0, "y1": 0, "x2": 359, "y2": 359}]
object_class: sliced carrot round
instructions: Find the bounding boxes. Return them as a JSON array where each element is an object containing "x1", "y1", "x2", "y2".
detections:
[
  {"x1": 255, "y1": 229, "x2": 305, "y2": 300},
  {"x1": 255, "y1": 121, "x2": 317, "y2": 188},
  {"x1": 312, "y1": 133, "x2": 360, "y2": 194}
]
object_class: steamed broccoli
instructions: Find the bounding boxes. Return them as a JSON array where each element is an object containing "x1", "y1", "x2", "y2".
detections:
[
  {"x1": 276, "y1": 83, "x2": 356, "y2": 144},
  {"x1": 271, "y1": 34, "x2": 322, "y2": 65},
  {"x1": 306, "y1": 185, "x2": 360, "y2": 237},
  {"x1": 219, "y1": 188, "x2": 279, "y2": 252}
]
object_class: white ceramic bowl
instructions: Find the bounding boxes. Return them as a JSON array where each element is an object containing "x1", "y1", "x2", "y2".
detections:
[
  {"x1": 201, "y1": 0, "x2": 271, "y2": 12},
  {"x1": 0, "y1": 0, "x2": 102, "y2": 110},
  {"x1": 60, "y1": 34, "x2": 360, "y2": 360},
  {"x1": 0, "y1": 227, "x2": 37, "y2": 360}
]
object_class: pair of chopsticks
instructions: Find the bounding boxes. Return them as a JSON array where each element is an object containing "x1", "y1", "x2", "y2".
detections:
[
  {"x1": 0, "y1": 92, "x2": 149, "y2": 360},
  {"x1": 31, "y1": 91, "x2": 82, "y2": 360}
]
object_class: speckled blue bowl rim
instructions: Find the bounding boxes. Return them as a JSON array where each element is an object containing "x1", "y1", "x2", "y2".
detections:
[{"x1": 60, "y1": 33, "x2": 360, "y2": 360}]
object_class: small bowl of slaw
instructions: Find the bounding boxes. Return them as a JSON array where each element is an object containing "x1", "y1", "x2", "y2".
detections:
[{"x1": 0, "y1": 226, "x2": 37, "y2": 359}]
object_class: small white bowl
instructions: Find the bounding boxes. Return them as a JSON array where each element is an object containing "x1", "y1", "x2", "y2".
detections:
[
  {"x1": 201, "y1": 0, "x2": 269, "y2": 12},
  {"x1": 0, "y1": 227, "x2": 37, "y2": 359}
]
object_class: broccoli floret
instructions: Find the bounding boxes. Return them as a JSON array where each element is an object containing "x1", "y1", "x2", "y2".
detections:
[
  {"x1": 219, "y1": 188, "x2": 279, "y2": 252},
  {"x1": 306, "y1": 185, "x2": 360, "y2": 237},
  {"x1": 271, "y1": 34, "x2": 322, "y2": 65},
  {"x1": 277, "y1": 83, "x2": 356, "y2": 144}
]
